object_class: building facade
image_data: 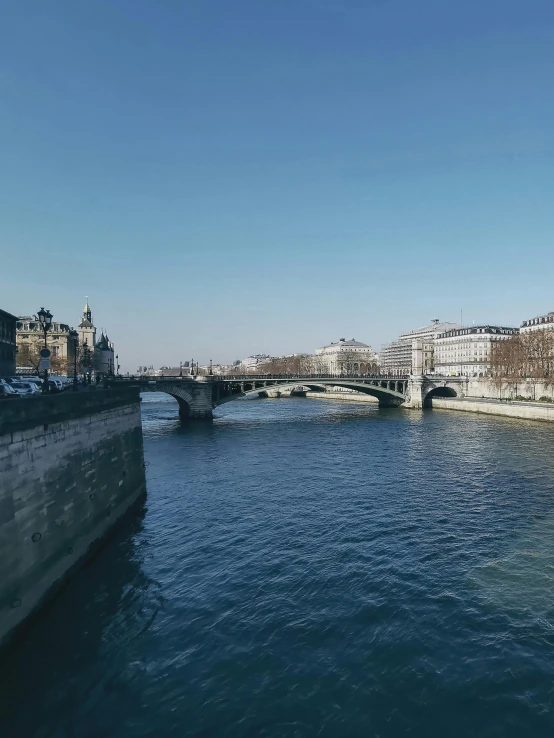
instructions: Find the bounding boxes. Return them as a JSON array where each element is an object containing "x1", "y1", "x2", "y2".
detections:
[
  {"x1": 240, "y1": 354, "x2": 271, "y2": 372},
  {"x1": 381, "y1": 319, "x2": 460, "y2": 375},
  {"x1": 16, "y1": 315, "x2": 77, "y2": 376},
  {"x1": 315, "y1": 338, "x2": 379, "y2": 374},
  {"x1": 0, "y1": 308, "x2": 17, "y2": 377},
  {"x1": 95, "y1": 332, "x2": 115, "y2": 376},
  {"x1": 520, "y1": 311, "x2": 554, "y2": 333},
  {"x1": 15, "y1": 300, "x2": 115, "y2": 379},
  {"x1": 379, "y1": 340, "x2": 412, "y2": 375},
  {"x1": 77, "y1": 301, "x2": 115, "y2": 378},
  {"x1": 434, "y1": 325, "x2": 519, "y2": 376}
]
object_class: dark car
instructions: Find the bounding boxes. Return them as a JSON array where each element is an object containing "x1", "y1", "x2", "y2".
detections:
[{"x1": 0, "y1": 383, "x2": 21, "y2": 399}]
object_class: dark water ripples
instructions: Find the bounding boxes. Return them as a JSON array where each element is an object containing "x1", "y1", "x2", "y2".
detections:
[{"x1": 2, "y1": 395, "x2": 554, "y2": 737}]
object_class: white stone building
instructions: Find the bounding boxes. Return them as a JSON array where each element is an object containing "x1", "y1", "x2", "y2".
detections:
[
  {"x1": 240, "y1": 354, "x2": 271, "y2": 372},
  {"x1": 381, "y1": 319, "x2": 460, "y2": 375},
  {"x1": 315, "y1": 338, "x2": 379, "y2": 374},
  {"x1": 520, "y1": 311, "x2": 554, "y2": 333},
  {"x1": 434, "y1": 325, "x2": 519, "y2": 376}
]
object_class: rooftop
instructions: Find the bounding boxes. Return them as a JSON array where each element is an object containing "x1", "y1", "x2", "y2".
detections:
[
  {"x1": 438, "y1": 325, "x2": 518, "y2": 338},
  {"x1": 320, "y1": 338, "x2": 370, "y2": 349},
  {"x1": 521, "y1": 311, "x2": 554, "y2": 327},
  {"x1": 0, "y1": 308, "x2": 17, "y2": 321},
  {"x1": 399, "y1": 320, "x2": 460, "y2": 338}
]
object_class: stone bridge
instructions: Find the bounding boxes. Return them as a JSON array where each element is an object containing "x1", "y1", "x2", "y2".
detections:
[{"x1": 110, "y1": 374, "x2": 467, "y2": 420}]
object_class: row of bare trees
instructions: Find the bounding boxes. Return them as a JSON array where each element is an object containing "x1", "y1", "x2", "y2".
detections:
[
  {"x1": 251, "y1": 351, "x2": 379, "y2": 376},
  {"x1": 257, "y1": 354, "x2": 325, "y2": 374},
  {"x1": 16, "y1": 341, "x2": 94, "y2": 377},
  {"x1": 489, "y1": 331, "x2": 554, "y2": 385},
  {"x1": 16, "y1": 343, "x2": 69, "y2": 375}
]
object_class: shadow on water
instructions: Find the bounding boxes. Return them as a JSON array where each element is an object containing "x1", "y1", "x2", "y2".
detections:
[{"x1": 0, "y1": 506, "x2": 160, "y2": 738}]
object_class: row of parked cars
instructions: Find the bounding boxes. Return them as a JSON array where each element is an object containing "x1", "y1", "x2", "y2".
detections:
[{"x1": 0, "y1": 375, "x2": 71, "y2": 399}]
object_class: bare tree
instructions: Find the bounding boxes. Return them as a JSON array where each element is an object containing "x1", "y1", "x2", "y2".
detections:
[
  {"x1": 336, "y1": 350, "x2": 379, "y2": 376},
  {"x1": 16, "y1": 342, "x2": 68, "y2": 376},
  {"x1": 489, "y1": 331, "x2": 554, "y2": 394}
]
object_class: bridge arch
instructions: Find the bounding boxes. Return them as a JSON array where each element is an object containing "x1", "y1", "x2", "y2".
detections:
[
  {"x1": 217, "y1": 379, "x2": 406, "y2": 408},
  {"x1": 140, "y1": 383, "x2": 196, "y2": 420},
  {"x1": 423, "y1": 385, "x2": 458, "y2": 408}
]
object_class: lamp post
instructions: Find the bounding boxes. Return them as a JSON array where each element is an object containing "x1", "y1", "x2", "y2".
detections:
[
  {"x1": 69, "y1": 329, "x2": 79, "y2": 392},
  {"x1": 37, "y1": 307, "x2": 53, "y2": 394},
  {"x1": 190, "y1": 358, "x2": 195, "y2": 377},
  {"x1": 209, "y1": 358, "x2": 213, "y2": 376},
  {"x1": 116, "y1": 354, "x2": 120, "y2": 375},
  {"x1": 83, "y1": 340, "x2": 91, "y2": 384},
  {"x1": 179, "y1": 361, "x2": 183, "y2": 377}
]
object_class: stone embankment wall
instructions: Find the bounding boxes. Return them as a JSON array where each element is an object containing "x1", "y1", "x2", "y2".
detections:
[
  {"x1": 432, "y1": 397, "x2": 554, "y2": 422},
  {"x1": 305, "y1": 390, "x2": 378, "y2": 403},
  {"x1": 465, "y1": 378, "x2": 554, "y2": 402},
  {"x1": 0, "y1": 388, "x2": 146, "y2": 648}
]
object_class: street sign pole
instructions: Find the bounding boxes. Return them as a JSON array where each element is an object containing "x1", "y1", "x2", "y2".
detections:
[{"x1": 40, "y1": 348, "x2": 51, "y2": 394}]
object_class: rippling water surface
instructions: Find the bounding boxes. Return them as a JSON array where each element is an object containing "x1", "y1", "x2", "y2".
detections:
[{"x1": 3, "y1": 395, "x2": 554, "y2": 737}]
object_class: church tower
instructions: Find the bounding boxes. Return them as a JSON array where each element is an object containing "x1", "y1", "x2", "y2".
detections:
[{"x1": 78, "y1": 299, "x2": 96, "y2": 350}]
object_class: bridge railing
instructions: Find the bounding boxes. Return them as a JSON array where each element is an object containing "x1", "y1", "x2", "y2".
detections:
[
  {"x1": 109, "y1": 373, "x2": 410, "y2": 382},
  {"x1": 210, "y1": 374, "x2": 409, "y2": 381}
]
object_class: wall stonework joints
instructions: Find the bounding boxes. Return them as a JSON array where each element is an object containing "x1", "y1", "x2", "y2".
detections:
[{"x1": 0, "y1": 389, "x2": 146, "y2": 649}]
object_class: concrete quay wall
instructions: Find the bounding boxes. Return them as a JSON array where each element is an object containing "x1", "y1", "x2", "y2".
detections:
[
  {"x1": 0, "y1": 388, "x2": 147, "y2": 649},
  {"x1": 304, "y1": 390, "x2": 378, "y2": 403},
  {"x1": 465, "y1": 378, "x2": 554, "y2": 402},
  {"x1": 432, "y1": 397, "x2": 554, "y2": 422}
]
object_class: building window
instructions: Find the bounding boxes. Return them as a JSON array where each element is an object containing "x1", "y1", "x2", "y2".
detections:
[{"x1": 53, "y1": 346, "x2": 60, "y2": 357}]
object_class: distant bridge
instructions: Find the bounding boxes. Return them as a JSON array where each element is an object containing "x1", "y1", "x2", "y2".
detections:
[{"x1": 110, "y1": 374, "x2": 467, "y2": 420}]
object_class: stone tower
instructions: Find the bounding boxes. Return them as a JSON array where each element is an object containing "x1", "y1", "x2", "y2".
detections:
[{"x1": 78, "y1": 299, "x2": 96, "y2": 350}]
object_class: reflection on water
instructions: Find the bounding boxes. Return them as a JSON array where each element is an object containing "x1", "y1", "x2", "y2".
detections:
[{"x1": 2, "y1": 394, "x2": 554, "y2": 737}]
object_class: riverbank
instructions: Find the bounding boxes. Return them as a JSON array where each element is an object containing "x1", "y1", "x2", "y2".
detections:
[
  {"x1": 304, "y1": 391, "x2": 378, "y2": 403},
  {"x1": 432, "y1": 396, "x2": 554, "y2": 422},
  {"x1": 304, "y1": 389, "x2": 554, "y2": 422}
]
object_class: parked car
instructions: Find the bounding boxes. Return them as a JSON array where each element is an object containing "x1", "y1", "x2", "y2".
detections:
[
  {"x1": 0, "y1": 383, "x2": 21, "y2": 399},
  {"x1": 19, "y1": 375, "x2": 42, "y2": 384},
  {"x1": 10, "y1": 382, "x2": 41, "y2": 396}
]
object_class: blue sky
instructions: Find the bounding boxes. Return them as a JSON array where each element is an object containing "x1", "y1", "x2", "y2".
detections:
[{"x1": 1, "y1": 0, "x2": 553, "y2": 370}]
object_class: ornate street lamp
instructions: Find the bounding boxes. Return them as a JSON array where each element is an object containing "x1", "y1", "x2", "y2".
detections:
[
  {"x1": 37, "y1": 307, "x2": 53, "y2": 394},
  {"x1": 209, "y1": 358, "x2": 213, "y2": 376},
  {"x1": 190, "y1": 358, "x2": 195, "y2": 377},
  {"x1": 116, "y1": 354, "x2": 120, "y2": 375},
  {"x1": 83, "y1": 340, "x2": 91, "y2": 384},
  {"x1": 69, "y1": 329, "x2": 79, "y2": 392}
]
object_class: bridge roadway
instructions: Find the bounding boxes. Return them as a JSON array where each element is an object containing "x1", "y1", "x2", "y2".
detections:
[{"x1": 110, "y1": 373, "x2": 467, "y2": 420}]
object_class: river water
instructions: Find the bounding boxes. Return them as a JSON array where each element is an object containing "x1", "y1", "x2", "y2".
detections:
[{"x1": 2, "y1": 395, "x2": 554, "y2": 737}]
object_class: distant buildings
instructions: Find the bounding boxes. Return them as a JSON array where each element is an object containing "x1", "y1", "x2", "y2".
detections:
[
  {"x1": 434, "y1": 325, "x2": 519, "y2": 376},
  {"x1": 381, "y1": 320, "x2": 459, "y2": 375},
  {"x1": 17, "y1": 315, "x2": 77, "y2": 376},
  {"x1": 15, "y1": 300, "x2": 115, "y2": 378},
  {"x1": 0, "y1": 308, "x2": 17, "y2": 376},
  {"x1": 315, "y1": 338, "x2": 379, "y2": 374},
  {"x1": 76, "y1": 300, "x2": 115, "y2": 377},
  {"x1": 240, "y1": 354, "x2": 271, "y2": 372},
  {"x1": 520, "y1": 310, "x2": 554, "y2": 334}
]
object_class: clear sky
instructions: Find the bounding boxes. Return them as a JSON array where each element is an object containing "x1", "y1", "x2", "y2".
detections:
[{"x1": 1, "y1": 0, "x2": 553, "y2": 371}]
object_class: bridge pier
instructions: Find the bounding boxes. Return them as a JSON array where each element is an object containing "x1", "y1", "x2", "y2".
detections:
[
  {"x1": 378, "y1": 396, "x2": 404, "y2": 408},
  {"x1": 404, "y1": 376, "x2": 425, "y2": 409}
]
